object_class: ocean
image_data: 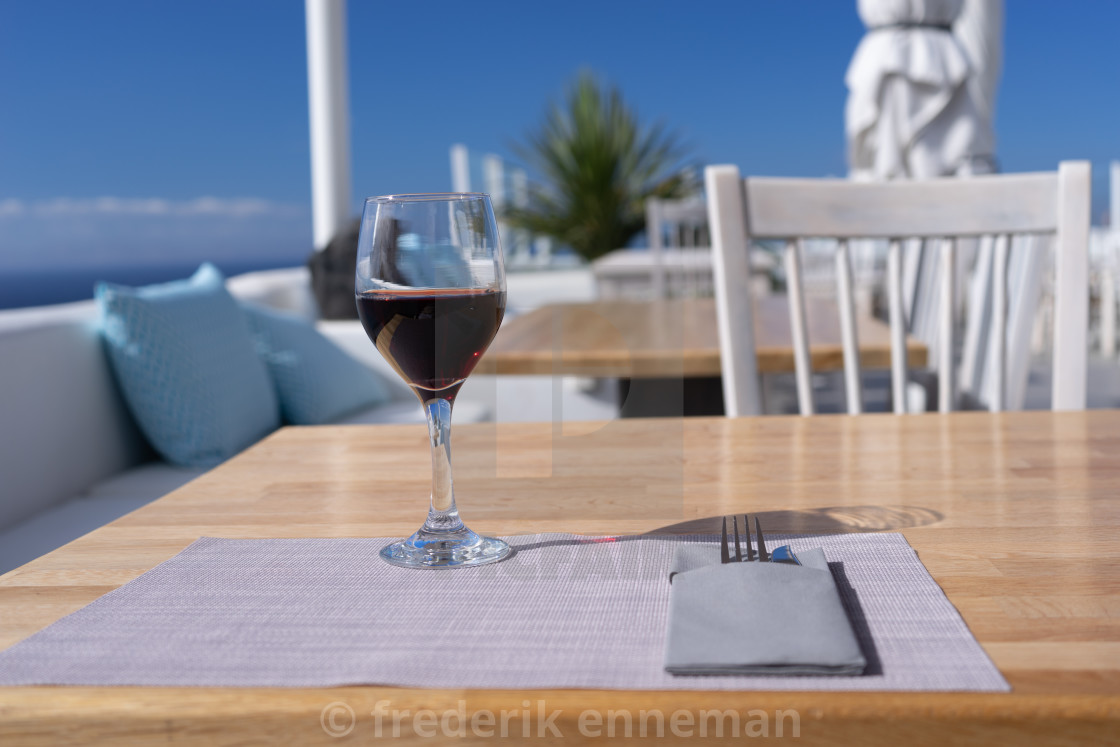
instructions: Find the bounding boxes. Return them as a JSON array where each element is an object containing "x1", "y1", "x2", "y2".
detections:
[{"x1": 0, "y1": 258, "x2": 307, "y2": 310}]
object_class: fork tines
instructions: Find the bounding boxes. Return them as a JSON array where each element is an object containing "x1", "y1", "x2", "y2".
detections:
[
  {"x1": 743, "y1": 515, "x2": 755, "y2": 561},
  {"x1": 754, "y1": 515, "x2": 769, "y2": 562},
  {"x1": 722, "y1": 514, "x2": 764, "y2": 563},
  {"x1": 720, "y1": 516, "x2": 730, "y2": 564},
  {"x1": 721, "y1": 514, "x2": 784, "y2": 564}
]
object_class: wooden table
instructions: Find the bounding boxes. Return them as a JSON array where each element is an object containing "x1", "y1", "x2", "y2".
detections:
[
  {"x1": 2, "y1": 411, "x2": 1119, "y2": 744},
  {"x1": 476, "y1": 297, "x2": 928, "y2": 378}
]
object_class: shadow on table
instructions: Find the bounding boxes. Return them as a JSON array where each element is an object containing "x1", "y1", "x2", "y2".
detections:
[
  {"x1": 506, "y1": 505, "x2": 941, "y2": 557},
  {"x1": 505, "y1": 534, "x2": 698, "y2": 557},
  {"x1": 646, "y1": 505, "x2": 943, "y2": 536}
]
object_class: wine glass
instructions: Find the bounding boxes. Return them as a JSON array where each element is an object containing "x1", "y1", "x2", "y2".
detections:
[{"x1": 355, "y1": 193, "x2": 510, "y2": 569}]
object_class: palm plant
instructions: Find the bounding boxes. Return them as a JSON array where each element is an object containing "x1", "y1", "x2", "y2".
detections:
[{"x1": 504, "y1": 73, "x2": 699, "y2": 263}]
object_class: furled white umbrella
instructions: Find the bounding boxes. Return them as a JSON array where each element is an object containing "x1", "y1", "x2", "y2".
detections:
[
  {"x1": 845, "y1": 1, "x2": 1023, "y2": 411},
  {"x1": 953, "y1": 0, "x2": 1003, "y2": 168},
  {"x1": 845, "y1": 0, "x2": 1001, "y2": 181}
]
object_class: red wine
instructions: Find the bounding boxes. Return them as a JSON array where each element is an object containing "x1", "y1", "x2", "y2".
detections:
[{"x1": 356, "y1": 288, "x2": 505, "y2": 400}]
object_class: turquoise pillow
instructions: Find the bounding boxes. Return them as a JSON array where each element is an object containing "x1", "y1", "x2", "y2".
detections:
[
  {"x1": 241, "y1": 303, "x2": 392, "y2": 425},
  {"x1": 97, "y1": 264, "x2": 281, "y2": 468}
]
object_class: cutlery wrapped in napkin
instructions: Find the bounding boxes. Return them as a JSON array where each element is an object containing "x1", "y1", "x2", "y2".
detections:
[{"x1": 664, "y1": 545, "x2": 867, "y2": 676}]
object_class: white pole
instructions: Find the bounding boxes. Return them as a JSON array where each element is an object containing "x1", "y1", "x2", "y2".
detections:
[
  {"x1": 305, "y1": 0, "x2": 352, "y2": 251},
  {"x1": 450, "y1": 144, "x2": 471, "y2": 193},
  {"x1": 511, "y1": 168, "x2": 528, "y2": 208},
  {"x1": 482, "y1": 154, "x2": 505, "y2": 208},
  {"x1": 483, "y1": 154, "x2": 510, "y2": 262},
  {"x1": 511, "y1": 168, "x2": 530, "y2": 263}
]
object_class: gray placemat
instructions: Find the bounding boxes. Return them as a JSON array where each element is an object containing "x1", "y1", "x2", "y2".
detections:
[{"x1": 0, "y1": 533, "x2": 1009, "y2": 691}]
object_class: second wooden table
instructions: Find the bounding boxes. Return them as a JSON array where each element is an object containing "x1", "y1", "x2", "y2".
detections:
[{"x1": 477, "y1": 296, "x2": 928, "y2": 378}]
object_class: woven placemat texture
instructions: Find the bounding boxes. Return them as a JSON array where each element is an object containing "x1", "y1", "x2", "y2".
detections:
[{"x1": 0, "y1": 532, "x2": 1009, "y2": 691}]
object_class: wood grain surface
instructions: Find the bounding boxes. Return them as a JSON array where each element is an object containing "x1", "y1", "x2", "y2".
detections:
[
  {"x1": 1, "y1": 411, "x2": 1118, "y2": 745},
  {"x1": 476, "y1": 296, "x2": 928, "y2": 377}
]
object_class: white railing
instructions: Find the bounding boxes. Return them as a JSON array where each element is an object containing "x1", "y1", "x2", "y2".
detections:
[{"x1": 449, "y1": 144, "x2": 554, "y2": 268}]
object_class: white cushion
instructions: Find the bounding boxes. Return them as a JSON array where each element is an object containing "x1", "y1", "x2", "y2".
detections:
[
  {"x1": 0, "y1": 309, "x2": 150, "y2": 530},
  {"x1": 0, "y1": 462, "x2": 205, "y2": 575},
  {"x1": 226, "y1": 267, "x2": 318, "y2": 318}
]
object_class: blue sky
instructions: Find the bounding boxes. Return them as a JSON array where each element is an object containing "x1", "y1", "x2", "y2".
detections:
[{"x1": 1, "y1": 0, "x2": 1117, "y2": 276}]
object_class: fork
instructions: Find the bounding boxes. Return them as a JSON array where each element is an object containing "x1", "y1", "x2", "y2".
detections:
[{"x1": 720, "y1": 515, "x2": 800, "y2": 565}]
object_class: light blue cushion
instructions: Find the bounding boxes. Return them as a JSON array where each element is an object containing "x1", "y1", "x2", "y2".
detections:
[
  {"x1": 241, "y1": 303, "x2": 392, "y2": 425},
  {"x1": 96, "y1": 264, "x2": 281, "y2": 468}
]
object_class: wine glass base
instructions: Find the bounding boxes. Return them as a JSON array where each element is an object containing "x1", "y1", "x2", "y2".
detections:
[{"x1": 379, "y1": 528, "x2": 511, "y2": 569}]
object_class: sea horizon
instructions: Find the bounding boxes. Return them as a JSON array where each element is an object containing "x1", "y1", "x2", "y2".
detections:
[{"x1": 0, "y1": 257, "x2": 309, "y2": 311}]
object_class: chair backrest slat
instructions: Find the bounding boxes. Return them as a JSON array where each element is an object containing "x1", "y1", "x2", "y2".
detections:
[
  {"x1": 1002, "y1": 236, "x2": 1049, "y2": 410},
  {"x1": 834, "y1": 239, "x2": 863, "y2": 414},
  {"x1": 990, "y1": 234, "x2": 1009, "y2": 412},
  {"x1": 938, "y1": 238, "x2": 957, "y2": 413},
  {"x1": 959, "y1": 236, "x2": 994, "y2": 404},
  {"x1": 886, "y1": 239, "x2": 909, "y2": 414},
  {"x1": 783, "y1": 240, "x2": 814, "y2": 415},
  {"x1": 1102, "y1": 268, "x2": 1117, "y2": 359}
]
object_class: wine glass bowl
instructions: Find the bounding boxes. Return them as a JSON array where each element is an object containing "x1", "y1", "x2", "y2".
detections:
[{"x1": 355, "y1": 193, "x2": 510, "y2": 568}]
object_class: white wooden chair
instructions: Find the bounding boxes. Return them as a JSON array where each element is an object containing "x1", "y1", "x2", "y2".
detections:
[
  {"x1": 1093, "y1": 228, "x2": 1120, "y2": 358},
  {"x1": 1089, "y1": 161, "x2": 1120, "y2": 358},
  {"x1": 592, "y1": 198, "x2": 724, "y2": 300},
  {"x1": 705, "y1": 162, "x2": 1091, "y2": 416},
  {"x1": 645, "y1": 197, "x2": 711, "y2": 298}
]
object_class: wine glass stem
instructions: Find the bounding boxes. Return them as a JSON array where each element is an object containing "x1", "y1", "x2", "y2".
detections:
[{"x1": 421, "y1": 397, "x2": 465, "y2": 534}]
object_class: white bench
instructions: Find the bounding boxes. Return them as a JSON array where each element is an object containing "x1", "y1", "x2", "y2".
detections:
[{"x1": 0, "y1": 267, "x2": 489, "y2": 574}]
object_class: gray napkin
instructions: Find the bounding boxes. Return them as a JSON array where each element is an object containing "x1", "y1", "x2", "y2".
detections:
[{"x1": 664, "y1": 545, "x2": 867, "y2": 676}]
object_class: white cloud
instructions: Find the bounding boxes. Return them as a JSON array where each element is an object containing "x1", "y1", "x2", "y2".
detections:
[
  {"x1": 0, "y1": 196, "x2": 314, "y2": 270},
  {"x1": 0, "y1": 199, "x2": 26, "y2": 217},
  {"x1": 0, "y1": 197, "x2": 305, "y2": 218}
]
